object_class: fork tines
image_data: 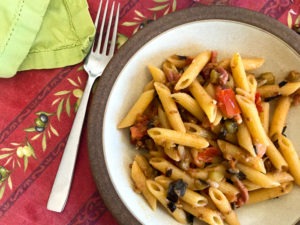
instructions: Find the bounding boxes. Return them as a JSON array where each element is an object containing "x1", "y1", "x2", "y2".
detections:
[{"x1": 94, "y1": 0, "x2": 120, "y2": 56}]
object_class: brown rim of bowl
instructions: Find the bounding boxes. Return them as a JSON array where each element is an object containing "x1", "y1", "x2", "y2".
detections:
[{"x1": 87, "y1": 5, "x2": 300, "y2": 225}]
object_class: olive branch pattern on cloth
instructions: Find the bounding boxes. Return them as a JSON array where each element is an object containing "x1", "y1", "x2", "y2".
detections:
[
  {"x1": 0, "y1": 68, "x2": 85, "y2": 199},
  {"x1": 117, "y1": 0, "x2": 178, "y2": 48}
]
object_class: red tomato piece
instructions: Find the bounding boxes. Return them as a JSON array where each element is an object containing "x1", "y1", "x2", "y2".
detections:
[
  {"x1": 130, "y1": 115, "x2": 149, "y2": 142},
  {"x1": 198, "y1": 147, "x2": 221, "y2": 163},
  {"x1": 255, "y1": 92, "x2": 264, "y2": 113},
  {"x1": 216, "y1": 87, "x2": 241, "y2": 118}
]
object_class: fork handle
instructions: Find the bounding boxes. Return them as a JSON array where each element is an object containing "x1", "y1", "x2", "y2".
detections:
[{"x1": 47, "y1": 75, "x2": 97, "y2": 212}]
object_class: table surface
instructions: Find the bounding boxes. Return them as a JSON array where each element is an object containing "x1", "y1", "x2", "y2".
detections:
[{"x1": 0, "y1": 0, "x2": 299, "y2": 224}]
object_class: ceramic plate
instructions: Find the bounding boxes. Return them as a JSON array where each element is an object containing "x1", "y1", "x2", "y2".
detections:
[{"x1": 88, "y1": 5, "x2": 300, "y2": 225}]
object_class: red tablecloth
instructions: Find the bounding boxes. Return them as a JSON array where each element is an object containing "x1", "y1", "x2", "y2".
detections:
[{"x1": 0, "y1": 0, "x2": 299, "y2": 224}]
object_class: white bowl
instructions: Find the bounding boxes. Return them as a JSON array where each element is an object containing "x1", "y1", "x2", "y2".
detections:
[{"x1": 88, "y1": 5, "x2": 300, "y2": 225}]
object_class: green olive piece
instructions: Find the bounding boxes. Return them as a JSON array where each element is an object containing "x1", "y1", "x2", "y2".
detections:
[
  {"x1": 258, "y1": 72, "x2": 275, "y2": 85},
  {"x1": 224, "y1": 120, "x2": 238, "y2": 134},
  {"x1": 209, "y1": 69, "x2": 220, "y2": 84}
]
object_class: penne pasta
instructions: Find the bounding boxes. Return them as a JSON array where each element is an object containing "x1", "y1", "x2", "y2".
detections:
[
  {"x1": 148, "y1": 65, "x2": 167, "y2": 83},
  {"x1": 182, "y1": 202, "x2": 224, "y2": 225},
  {"x1": 243, "y1": 171, "x2": 294, "y2": 191},
  {"x1": 155, "y1": 175, "x2": 208, "y2": 207},
  {"x1": 175, "y1": 50, "x2": 211, "y2": 90},
  {"x1": 184, "y1": 122, "x2": 215, "y2": 139},
  {"x1": 157, "y1": 104, "x2": 171, "y2": 129},
  {"x1": 236, "y1": 163, "x2": 280, "y2": 188},
  {"x1": 131, "y1": 161, "x2": 157, "y2": 210},
  {"x1": 146, "y1": 180, "x2": 188, "y2": 224},
  {"x1": 118, "y1": 89, "x2": 155, "y2": 128},
  {"x1": 218, "y1": 57, "x2": 264, "y2": 71},
  {"x1": 171, "y1": 92, "x2": 205, "y2": 121},
  {"x1": 149, "y1": 157, "x2": 198, "y2": 190},
  {"x1": 236, "y1": 122, "x2": 256, "y2": 157},
  {"x1": 265, "y1": 137, "x2": 288, "y2": 171},
  {"x1": 154, "y1": 82, "x2": 186, "y2": 132},
  {"x1": 259, "y1": 102, "x2": 270, "y2": 133},
  {"x1": 257, "y1": 82, "x2": 300, "y2": 98},
  {"x1": 189, "y1": 79, "x2": 217, "y2": 123},
  {"x1": 269, "y1": 96, "x2": 291, "y2": 141},
  {"x1": 236, "y1": 94, "x2": 269, "y2": 147},
  {"x1": 167, "y1": 54, "x2": 191, "y2": 68},
  {"x1": 209, "y1": 187, "x2": 240, "y2": 225},
  {"x1": 247, "y1": 74, "x2": 257, "y2": 101},
  {"x1": 230, "y1": 53, "x2": 250, "y2": 92},
  {"x1": 147, "y1": 127, "x2": 209, "y2": 149},
  {"x1": 246, "y1": 182, "x2": 293, "y2": 205},
  {"x1": 277, "y1": 135, "x2": 300, "y2": 185},
  {"x1": 218, "y1": 140, "x2": 266, "y2": 173},
  {"x1": 163, "y1": 141, "x2": 181, "y2": 162}
]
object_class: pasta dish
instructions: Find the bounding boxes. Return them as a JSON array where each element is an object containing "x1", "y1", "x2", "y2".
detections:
[{"x1": 118, "y1": 50, "x2": 300, "y2": 225}]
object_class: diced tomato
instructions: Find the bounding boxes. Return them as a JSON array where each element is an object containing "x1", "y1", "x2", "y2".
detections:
[
  {"x1": 198, "y1": 147, "x2": 221, "y2": 163},
  {"x1": 130, "y1": 114, "x2": 149, "y2": 142},
  {"x1": 215, "y1": 87, "x2": 241, "y2": 118},
  {"x1": 130, "y1": 126, "x2": 145, "y2": 141},
  {"x1": 255, "y1": 92, "x2": 264, "y2": 113}
]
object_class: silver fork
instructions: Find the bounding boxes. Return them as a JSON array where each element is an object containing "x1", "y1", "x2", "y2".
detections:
[{"x1": 47, "y1": 0, "x2": 120, "y2": 212}]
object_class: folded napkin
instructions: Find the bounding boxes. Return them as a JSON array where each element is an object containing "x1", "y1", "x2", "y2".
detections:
[{"x1": 0, "y1": 0, "x2": 95, "y2": 78}]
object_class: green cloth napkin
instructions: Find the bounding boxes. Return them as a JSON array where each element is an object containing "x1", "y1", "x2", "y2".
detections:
[{"x1": 0, "y1": 0, "x2": 95, "y2": 78}]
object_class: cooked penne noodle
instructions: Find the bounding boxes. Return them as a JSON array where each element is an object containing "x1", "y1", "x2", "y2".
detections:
[
  {"x1": 216, "y1": 181, "x2": 239, "y2": 203},
  {"x1": 277, "y1": 135, "x2": 300, "y2": 185},
  {"x1": 230, "y1": 53, "x2": 250, "y2": 92},
  {"x1": 155, "y1": 175, "x2": 208, "y2": 207},
  {"x1": 148, "y1": 127, "x2": 209, "y2": 149},
  {"x1": 167, "y1": 54, "x2": 190, "y2": 68},
  {"x1": 188, "y1": 164, "x2": 226, "y2": 180},
  {"x1": 236, "y1": 123, "x2": 256, "y2": 157},
  {"x1": 171, "y1": 92, "x2": 205, "y2": 121},
  {"x1": 247, "y1": 74, "x2": 257, "y2": 101},
  {"x1": 131, "y1": 161, "x2": 157, "y2": 210},
  {"x1": 143, "y1": 80, "x2": 154, "y2": 91},
  {"x1": 236, "y1": 94, "x2": 269, "y2": 147},
  {"x1": 257, "y1": 82, "x2": 300, "y2": 98},
  {"x1": 269, "y1": 96, "x2": 291, "y2": 140},
  {"x1": 175, "y1": 50, "x2": 211, "y2": 90},
  {"x1": 157, "y1": 104, "x2": 171, "y2": 129},
  {"x1": 246, "y1": 182, "x2": 293, "y2": 205},
  {"x1": 184, "y1": 122, "x2": 215, "y2": 139},
  {"x1": 154, "y1": 82, "x2": 186, "y2": 132},
  {"x1": 163, "y1": 141, "x2": 180, "y2": 161},
  {"x1": 212, "y1": 110, "x2": 223, "y2": 126},
  {"x1": 146, "y1": 180, "x2": 188, "y2": 224},
  {"x1": 148, "y1": 65, "x2": 167, "y2": 83},
  {"x1": 209, "y1": 187, "x2": 240, "y2": 225},
  {"x1": 149, "y1": 157, "x2": 198, "y2": 190},
  {"x1": 242, "y1": 58, "x2": 265, "y2": 70},
  {"x1": 189, "y1": 79, "x2": 217, "y2": 123},
  {"x1": 205, "y1": 82, "x2": 216, "y2": 98},
  {"x1": 243, "y1": 171, "x2": 294, "y2": 191},
  {"x1": 134, "y1": 154, "x2": 156, "y2": 179},
  {"x1": 218, "y1": 140, "x2": 266, "y2": 173},
  {"x1": 181, "y1": 202, "x2": 224, "y2": 225},
  {"x1": 236, "y1": 163, "x2": 280, "y2": 188},
  {"x1": 259, "y1": 102, "x2": 270, "y2": 133},
  {"x1": 218, "y1": 57, "x2": 264, "y2": 71},
  {"x1": 118, "y1": 89, "x2": 155, "y2": 128},
  {"x1": 265, "y1": 137, "x2": 288, "y2": 171}
]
